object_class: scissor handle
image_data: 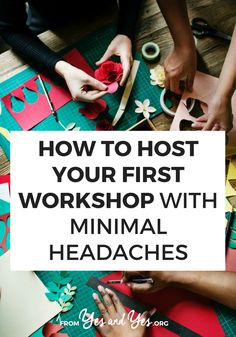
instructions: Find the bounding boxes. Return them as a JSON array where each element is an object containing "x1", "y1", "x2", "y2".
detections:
[{"x1": 191, "y1": 17, "x2": 216, "y2": 37}]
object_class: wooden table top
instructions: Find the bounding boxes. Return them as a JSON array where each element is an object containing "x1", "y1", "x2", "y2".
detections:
[{"x1": 0, "y1": 0, "x2": 236, "y2": 175}]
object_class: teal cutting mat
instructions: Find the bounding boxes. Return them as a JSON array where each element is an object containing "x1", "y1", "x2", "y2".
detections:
[{"x1": 0, "y1": 25, "x2": 170, "y2": 160}]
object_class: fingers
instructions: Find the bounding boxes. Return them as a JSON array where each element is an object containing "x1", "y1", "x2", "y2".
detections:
[
  {"x1": 169, "y1": 76, "x2": 182, "y2": 95},
  {"x1": 191, "y1": 122, "x2": 205, "y2": 130},
  {"x1": 93, "y1": 293, "x2": 109, "y2": 320},
  {"x1": 96, "y1": 49, "x2": 113, "y2": 66},
  {"x1": 141, "y1": 307, "x2": 157, "y2": 320},
  {"x1": 105, "y1": 288, "x2": 126, "y2": 314},
  {"x1": 97, "y1": 286, "x2": 116, "y2": 315},
  {"x1": 186, "y1": 72, "x2": 195, "y2": 92},
  {"x1": 128, "y1": 282, "x2": 153, "y2": 293},
  {"x1": 87, "y1": 77, "x2": 107, "y2": 91},
  {"x1": 79, "y1": 90, "x2": 107, "y2": 103},
  {"x1": 120, "y1": 54, "x2": 133, "y2": 86}
]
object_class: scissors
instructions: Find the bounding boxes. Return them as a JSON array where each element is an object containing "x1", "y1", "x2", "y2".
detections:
[{"x1": 191, "y1": 17, "x2": 231, "y2": 42}]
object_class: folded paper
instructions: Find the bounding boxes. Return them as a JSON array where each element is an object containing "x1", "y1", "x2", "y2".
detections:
[{"x1": 0, "y1": 252, "x2": 61, "y2": 337}]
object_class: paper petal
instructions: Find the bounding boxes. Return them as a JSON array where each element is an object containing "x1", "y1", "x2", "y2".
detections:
[
  {"x1": 80, "y1": 99, "x2": 107, "y2": 120},
  {"x1": 96, "y1": 119, "x2": 113, "y2": 131},
  {"x1": 135, "y1": 107, "x2": 143, "y2": 113},
  {"x1": 148, "y1": 107, "x2": 157, "y2": 113},
  {"x1": 143, "y1": 99, "x2": 150, "y2": 108},
  {"x1": 66, "y1": 122, "x2": 76, "y2": 131},
  {"x1": 143, "y1": 111, "x2": 150, "y2": 119},
  {"x1": 135, "y1": 100, "x2": 143, "y2": 108},
  {"x1": 107, "y1": 82, "x2": 119, "y2": 94}
]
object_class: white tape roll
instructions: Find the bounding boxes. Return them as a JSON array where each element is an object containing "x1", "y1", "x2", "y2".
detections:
[
  {"x1": 142, "y1": 42, "x2": 160, "y2": 61},
  {"x1": 160, "y1": 88, "x2": 195, "y2": 117}
]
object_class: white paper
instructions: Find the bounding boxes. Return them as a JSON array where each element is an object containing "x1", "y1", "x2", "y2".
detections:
[
  {"x1": 0, "y1": 183, "x2": 10, "y2": 203},
  {"x1": 0, "y1": 251, "x2": 61, "y2": 337}
]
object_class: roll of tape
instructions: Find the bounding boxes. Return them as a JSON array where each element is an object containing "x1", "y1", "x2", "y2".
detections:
[
  {"x1": 142, "y1": 42, "x2": 160, "y2": 61},
  {"x1": 160, "y1": 88, "x2": 195, "y2": 117}
]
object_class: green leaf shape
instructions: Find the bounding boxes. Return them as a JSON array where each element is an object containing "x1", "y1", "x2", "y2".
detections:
[
  {"x1": 60, "y1": 277, "x2": 72, "y2": 285},
  {"x1": 47, "y1": 281, "x2": 59, "y2": 293},
  {"x1": 62, "y1": 303, "x2": 73, "y2": 312},
  {"x1": 71, "y1": 286, "x2": 77, "y2": 291},
  {"x1": 46, "y1": 292, "x2": 59, "y2": 301},
  {"x1": 60, "y1": 294, "x2": 72, "y2": 302},
  {"x1": 60, "y1": 271, "x2": 69, "y2": 278},
  {"x1": 52, "y1": 273, "x2": 61, "y2": 284}
]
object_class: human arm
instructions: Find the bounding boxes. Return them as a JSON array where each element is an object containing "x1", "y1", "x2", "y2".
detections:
[
  {"x1": 192, "y1": 24, "x2": 236, "y2": 132},
  {"x1": 123, "y1": 271, "x2": 236, "y2": 310},
  {"x1": 96, "y1": 0, "x2": 142, "y2": 85},
  {"x1": 0, "y1": 0, "x2": 107, "y2": 102},
  {"x1": 156, "y1": 0, "x2": 196, "y2": 93}
]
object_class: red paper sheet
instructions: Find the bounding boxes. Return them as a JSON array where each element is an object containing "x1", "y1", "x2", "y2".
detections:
[
  {"x1": 0, "y1": 175, "x2": 10, "y2": 189},
  {"x1": 1, "y1": 74, "x2": 71, "y2": 130},
  {"x1": 97, "y1": 272, "x2": 225, "y2": 337}
]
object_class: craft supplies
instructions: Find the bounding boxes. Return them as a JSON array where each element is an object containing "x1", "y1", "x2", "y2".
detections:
[
  {"x1": 135, "y1": 99, "x2": 156, "y2": 119},
  {"x1": 107, "y1": 277, "x2": 154, "y2": 284},
  {"x1": 150, "y1": 64, "x2": 165, "y2": 87},
  {"x1": 112, "y1": 60, "x2": 140, "y2": 126},
  {"x1": 160, "y1": 88, "x2": 195, "y2": 117},
  {"x1": 142, "y1": 42, "x2": 160, "y2": 61},
  {"x1": 191, "y1": 17, "x2": 231, "y2": 42}
]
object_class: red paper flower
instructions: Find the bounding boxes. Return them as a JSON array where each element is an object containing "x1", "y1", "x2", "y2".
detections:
[
  {"x1": 96, "y1": 119, "x2": 113, "y2": 131},
  {"x1": 80, "y1": 99, "x2": 107, "y2": 120},
  {"x1": 95, "y1": 61, "x2": 123, "y2": 85}
]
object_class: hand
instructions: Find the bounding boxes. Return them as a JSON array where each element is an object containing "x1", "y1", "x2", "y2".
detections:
[
  {"x1": 192, "y1": 96, "x2": 233, "y2": 132},
  {"x1": 122, "y1": 271, "x2": 189, "y2": 293},
  {"x1": 55, "y1": 61, "x2": 107, "y2": 103},
  {"x1": 88, "y1": 286, "x2": 151, "y2": 337},
  {"x1": 96, "y1": 34, "x2": 133, "y2": 86},
  {"x1": 164, "y1": 47, "x2": 197, "y2": 94}
]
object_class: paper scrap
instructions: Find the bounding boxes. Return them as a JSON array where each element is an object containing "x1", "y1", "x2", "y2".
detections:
[{"x1": 0, "y1": 252, "x2": 61, "y2": 337}]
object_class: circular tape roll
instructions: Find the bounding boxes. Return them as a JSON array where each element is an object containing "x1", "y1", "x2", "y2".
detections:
[
  {"x1": 142, "y1": 42, "x2": 160, "y2": 61},
  {"x1": 160, "y1": 88, "x2": 195, "y2": 117}
]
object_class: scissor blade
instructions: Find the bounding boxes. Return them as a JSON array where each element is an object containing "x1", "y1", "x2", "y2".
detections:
[
  {"x1": 214, "y1": 31, "x2": 231, "y2": 42},
  {"x1": 112, "y1": 60, "x2": 140, "y2": 127}
]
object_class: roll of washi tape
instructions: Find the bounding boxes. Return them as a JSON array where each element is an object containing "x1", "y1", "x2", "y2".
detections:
[
  {"x1": 160, "y1": 88, "x2": 195, "y2": 117},
  {"x1": 142, "y1": 42, "x2": 160, "y2": 61}
]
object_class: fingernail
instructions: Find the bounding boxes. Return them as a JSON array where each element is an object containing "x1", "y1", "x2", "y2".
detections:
[
  {"x1": 98, "y1": 285, "x2": 105, "y2": 295},
  {"x1": 92, "y1": 293, "x2": 99, "y2": 300}
]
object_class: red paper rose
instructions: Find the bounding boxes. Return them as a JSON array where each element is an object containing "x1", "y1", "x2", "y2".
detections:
[
  {"x1": 95, "y1": 61, "x2": 123, "y2": 85},
  {"x1": 80, "y1": 99, "x2": 107, "y2": 120},
  {"x1": 96, "y1": 119, "x2": 113, "y2": 131}
]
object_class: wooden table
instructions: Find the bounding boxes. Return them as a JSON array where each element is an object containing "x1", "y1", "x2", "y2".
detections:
[{"x1": 0, "y1": 0, "x2": 236, "y2": 175}]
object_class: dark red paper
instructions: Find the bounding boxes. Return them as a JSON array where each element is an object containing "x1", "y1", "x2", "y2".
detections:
[
  {"x1": 42, "y1": 322, "x2": 68, "y2": 337},
  {"x1": 1, "y1": 75, "x2": 71, "y2": 130},
  {"x1": 96, "y1": 272, "x2": 225, "y2": 337}
]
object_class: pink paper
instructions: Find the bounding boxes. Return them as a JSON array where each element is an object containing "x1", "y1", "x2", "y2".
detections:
[
  {"x1": 170, "y1": 71, "x2": 236, "y2": 145},
  {"x1": 0, "y1": 175, "x2": 10, "y2": 189},
  {"x1": 107, "y1": 81, "x2": 118, "y2": 94},
  {"x1": 96, "y1": 272, "x2": 225, "y2": 337},
  {"x1": 43, "y1": 322, "x2": 68, "y2": 337},
  {"x1": 1, "y1": 74, "x2": 71, "y2": 130}
]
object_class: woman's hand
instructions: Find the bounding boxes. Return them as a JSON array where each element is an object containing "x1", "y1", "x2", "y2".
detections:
[
  {"x1": 192, "y1": 96, "x2": 233, "y2": 132},
  {"x1": 55, "y1": 61, "x2": 107, "y2": 103},
  {"x1": 164, "y1": 47, "x2": 197, "y2": 94},
  {"x1": 96, "y1": 34, "x2": 133, "y2": 86},
  {"x1": 88, "y1": 286, "x2": 151, "y2": 337}
]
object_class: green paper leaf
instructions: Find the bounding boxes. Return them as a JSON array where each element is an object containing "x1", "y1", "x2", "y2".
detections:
[
  {"x1": 46, "y1": 292, "x2": 58, "y2": 301},
  {"x1": 47, "y1": 281, "x2": 59, "y2": 293},
  {"x1": 66, "y1": 122, "x2": 76, "y2": 131},
  {"x1": 60, "y1": 294, "x2": 72, "y2": 302},
  {"x1": 52, "y1": 273, "x2": 61, "y2": 284},
  {"x1": 62, "y1": 307, "x2": 69, "y2": 312},
  {"x1": 60, "y1": 277, "x2": 72, "y2": 285},
  {"x1": 72, "y1": 127, "x2": 80, "y2": 131},
  {"x1": 71, "y1": 286, "x2": 77, "y2": 291}
]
